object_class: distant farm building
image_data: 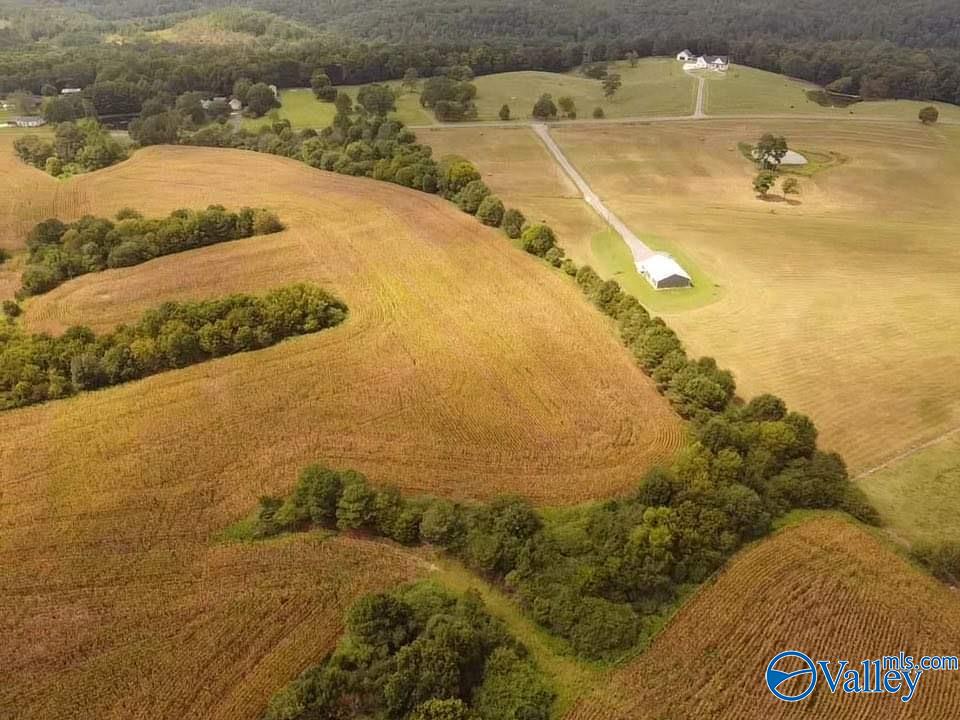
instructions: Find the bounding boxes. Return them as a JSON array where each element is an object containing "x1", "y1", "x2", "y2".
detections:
[
  {"x1": 10, "y1": 116, "x2": 46, "y2": 128},
  {"x1": 229, "y1": 98, "x2": 243, "y2": 111},
  {"x1": 638, "y1": 254, "x2": 693, "y2": 289},
  {"x1": 60, "y1": 87, "x2": 82, "y2": 95},
  {"x1": 679, "y1": 53, "x2": 729, "y2": 72}
]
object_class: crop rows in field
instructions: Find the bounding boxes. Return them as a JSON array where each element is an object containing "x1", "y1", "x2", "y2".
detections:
[{"x1": 566, "y1": 516, "x2": 960, "y2": 720}]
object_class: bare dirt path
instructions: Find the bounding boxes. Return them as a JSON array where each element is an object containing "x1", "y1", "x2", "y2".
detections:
[{"x1": 530, "y1": 122, "x2": 655, "y2": 264}]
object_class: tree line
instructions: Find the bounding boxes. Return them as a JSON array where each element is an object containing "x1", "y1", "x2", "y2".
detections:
[
  {"x1": 18, "y1": 206, "x2": 284, "y2": 297},
  {"x1": 0, "y1": 284, "x2": 346, "y2": 410},
  {"x1": 5, "y1": 6, "x2": 960, "y2": 107},
  {"x1": 263, "y1": 581, "x2": 553, "y2": 720}
]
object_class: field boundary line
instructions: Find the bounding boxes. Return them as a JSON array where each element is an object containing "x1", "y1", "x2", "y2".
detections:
[{"x1": 856, "y1": 424, "x2": 960, "y2": 480}]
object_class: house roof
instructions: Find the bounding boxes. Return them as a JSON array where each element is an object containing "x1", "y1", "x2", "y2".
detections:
[
  {"x1": 705, "y1": 56, "x2": 728, "y2": 64},
  {"x1": 679, "y1": 49, "x2": 693, "y2": 55},
  {"x1": 638, "y1": 254, "x2": 691, "y2": 284}
]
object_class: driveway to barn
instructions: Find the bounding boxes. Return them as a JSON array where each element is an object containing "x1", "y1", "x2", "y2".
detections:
[{"x1": 531, "y1": 122, "x2": 655, "y2": 264}]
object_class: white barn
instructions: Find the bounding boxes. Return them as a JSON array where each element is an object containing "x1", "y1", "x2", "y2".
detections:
[
  {"x1": 638, "y1": 254, "x2": 692, "y2": 289},
  {"x1": 676, "y1": 49, "x2": 695, "y2": 62}
]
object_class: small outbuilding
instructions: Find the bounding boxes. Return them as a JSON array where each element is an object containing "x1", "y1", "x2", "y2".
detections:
[
  {"x1": 11, "y1": 116, "x2": 47, "y2": 128},
  {"x1": 60, "y1": 87, "x2": 82, "y2": 95},
  {"x1": 638, "y1": 254, "x2": 693, "y2": 289},
  {"x1": 676, "y1": 49, "x2": 695, "y2": 62}
]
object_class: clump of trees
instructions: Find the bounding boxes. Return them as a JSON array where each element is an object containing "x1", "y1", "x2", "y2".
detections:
[
  {"x1": 310, "y1": 70, "x2": 337, "y2": 101},
  {"x1": 14, "y1": 119, "x2": 126, "y2": 176},
  {"x1": 602, "y1": 73, "x2": 622, "y2": 98},
  {"x1": 420, "y1": 72, "x2": 477, "y2": 122},
  {"x1": 18, "y1": 206, "x2": 284, "y2": 297},
  {"x1": 531, "y1": 93, "x2": 558, "y2": 120},
  {"x1": 0, "y1": 284, "x2": 346, "y2": 410},
  {"x1": 263, "y1": 582, "x2": 554, "y2": 720}
]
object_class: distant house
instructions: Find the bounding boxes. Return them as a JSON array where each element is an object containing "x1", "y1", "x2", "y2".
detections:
[
  {"x1": 676, "y1": 49, "x2": 695, "y2": 62},
  {"x1": 11, "y1": 116, "x2": 47, "y2": 128},
  {"x1": 228, "y1": 98, "x2": 243, "y2": 111},
  {"x1": 268, "y1": 84, "x2": 278, "y2": 98},
  {"x1": 60, "y1": 87, "x2": 82, "y2": 95},
  {"x1": 679, "y1": 53, "x2": 729, "y2": 72},
  {"x1": 637, "y1": 254, "x2": 692, "y2": 289}
]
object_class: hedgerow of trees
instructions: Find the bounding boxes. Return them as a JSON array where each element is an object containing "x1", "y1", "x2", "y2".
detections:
[
  {"x1": 263, "y1": 582, "x2": 554, "y2": 720},
  {"x1": 0, "y1": 284, "x2": 346, "y2": 410},
  {"x1": 18, "y1": 206, "x2": 284, "y2": 297}
]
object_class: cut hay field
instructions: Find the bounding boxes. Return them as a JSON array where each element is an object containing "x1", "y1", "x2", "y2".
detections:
[
  {"x1": 423, "y1": 119, "x2": 960, "y2": 477},
  {"x1": 566, "y1": 515, "x2": 960, "y2": 720},
  {"x1": 707, "y1": 65, "x2": 960, "y2": 122},
  {"x1": 470, "y1": 59, "x2": 696, "y2": 121},
  {"x1": 859, "y1": 431, "x2": 960, "y2": 547},
  {"x1": 549, "y1": 120, "x2": 960, "y2": 475}
]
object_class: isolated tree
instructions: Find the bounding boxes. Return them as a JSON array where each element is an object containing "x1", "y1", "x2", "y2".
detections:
[
  {"x1": 626, "y1": 51, "x2": 640, "y2": 67},
  {"x1": 782, "y1": 177, "x2": 800, "y2": 195},
  {"x1": 755, "y1": 133, "x2": 788, "y2": 168},
  {"x1": 402, "y1": 68, "x2": 419, "y2": 92},
  {"x1": 558, "y1": 96, "x2": 576, "y2": 119},
  {"x1": 245, "y1": 83, "x2": 279, "y2": 117},
  {"x1": 532, "y1": 93, "x2": 558, "y2": 120},
  {"x1": 919, "y1": 106, "x2": 939, "y2": 124},
  {"x1": 593, "y1": 106, "x2": 605, "y2": 119},
  {"x1": 498, "y1": 104, "x2": 511, "y2": 121},
  {"x1": 753, "y1": 170, "x2": 777, "y2": 197},
  {"x1": 357, "y1": 84, "x2": 396, "y2": 116},
  {"x1": 602, "y1": 73, "x2": 622, "y2": 98}
]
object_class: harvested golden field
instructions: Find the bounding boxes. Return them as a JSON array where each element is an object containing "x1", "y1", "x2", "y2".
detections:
[
  {"x1": 1, "y1": 534, "x2": 421, "y2": 720},
  {"x1": 7, "y1": 143, "x2": 682, "y2": 503},
  {"x1": 566, "y1": 515, "x2": 960, "y2": 720},
  {"x1": 0, "y1": 141, "x2": 685, "y2": 718},
  {"x1": 424, "y1": 121, "x2": 960, "y2": 473}
]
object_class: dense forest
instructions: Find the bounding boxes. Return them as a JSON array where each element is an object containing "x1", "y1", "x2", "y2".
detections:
[{"x1": 2, "y1": 1, "x2": 960, "y2": 104}]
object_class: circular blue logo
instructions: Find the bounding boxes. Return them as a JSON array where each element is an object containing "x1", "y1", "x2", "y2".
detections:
[{"x1": 766, "y1": 650, "x2": 817, "y2": 702}]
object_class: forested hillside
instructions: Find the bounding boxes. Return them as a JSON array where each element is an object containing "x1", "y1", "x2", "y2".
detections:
[{"x1": 4, "y1": 0, "x2": 960, "y2": 105}]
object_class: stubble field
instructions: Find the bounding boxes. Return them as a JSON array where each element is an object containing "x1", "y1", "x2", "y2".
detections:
[
  {"x1": 0, "y1": 139, "x2": 688, "y2": 717},
  {"x1": 566, "y1": 515, "x2": 960, "y2": 719}
]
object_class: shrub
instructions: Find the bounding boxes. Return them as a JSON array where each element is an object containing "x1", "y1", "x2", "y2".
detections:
[
  {"x1": 593, "y1": 106, "x2": 605, "y2": 119},
  {"x1": 501, "y1": 208, "x2": 525, "y2": 239},
  {"x1": 476, "y1": 195, "x2": 505, "y2": 226},
  {"x1": 455, "y1": 179, "x2": 490, "y2": 214},
  {"x1": 519, "y1": 224, "x2": 557, "y2": 257},
  {"x1": 913, "y1": 542, "x2": 960, "y2": 583}
]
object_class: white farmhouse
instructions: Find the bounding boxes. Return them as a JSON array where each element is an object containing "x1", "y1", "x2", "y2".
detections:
[
  {"x1": 637, "y1": 254, "x2": 692, "y2": 289},
  {"x1": 680, "y1": 53, "x2": 729, "y2": 72},
  {"x1": 676, "y1": 49, "x2": 695, "y2": 62},
  {"x1": 11, "y1": 116, "x2": 47, "y2": 128}
]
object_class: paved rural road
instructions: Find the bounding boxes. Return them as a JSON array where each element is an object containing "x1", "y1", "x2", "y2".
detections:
[{"x1": 531, "y1": 122, "x2": 655, "y2": 263}]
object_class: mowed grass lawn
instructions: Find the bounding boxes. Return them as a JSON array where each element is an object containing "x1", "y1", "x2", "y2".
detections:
[
  {"x1": 707, "y1": 64, "x2": 960, "y2": 122},
  {"x1": 471, "y1": 58, "x2": 696, "y2": 121},
  {"x1": 242, "y1": 83, "x2": 433, "y2": 130},
  {"x1": 859, "y1": 433, "x2": 960, "y2": 547}
]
